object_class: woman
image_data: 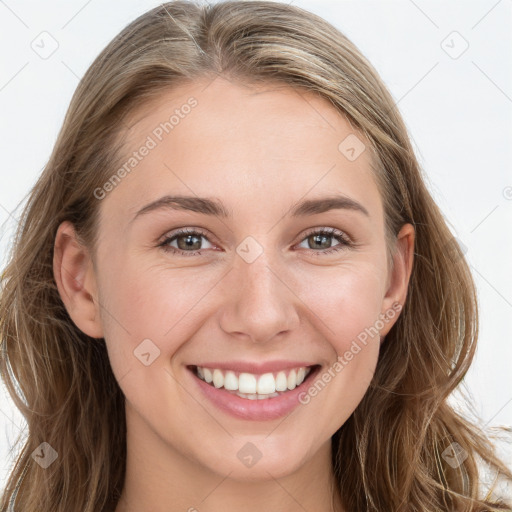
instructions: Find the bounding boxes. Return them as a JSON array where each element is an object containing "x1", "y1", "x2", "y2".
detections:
[{"x1": 1, "y1": 1, "x2": 511, "y2": 511}]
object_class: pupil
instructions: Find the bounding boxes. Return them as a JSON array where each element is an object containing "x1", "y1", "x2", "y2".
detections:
[
  {"x1": 178, "y1": 235, "x2": 200, "y2": 250},
  {"x1": 311, "y1": 234, "x2": 330, "y2": 249}
]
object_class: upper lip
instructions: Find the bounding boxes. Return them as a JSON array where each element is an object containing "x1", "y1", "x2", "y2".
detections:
[{"x1": 189, "y1": 360, "x2": 318, "y2": 374}]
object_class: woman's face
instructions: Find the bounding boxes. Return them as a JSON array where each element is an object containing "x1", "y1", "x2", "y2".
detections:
[{"x1": 57, "y1": 76, "x2": 413, "y2": 481}]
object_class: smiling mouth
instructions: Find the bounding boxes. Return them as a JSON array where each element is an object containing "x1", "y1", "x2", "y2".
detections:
[{"x1": 189, "y1": 364, "x2": 320, "y2": 400}]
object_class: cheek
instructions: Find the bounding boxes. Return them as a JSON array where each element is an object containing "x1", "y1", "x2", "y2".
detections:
[
  {"x1": 302, "y1": 341, "x2": 379, "y2": 440},
  {"x1": 97, "y1": 256, "x2": 221, "y2": 376},
  {"x1": 299, "y1": 262, "x2": 388, "y2": 422},
  {"x1": 296, "y1": 266, "x2": 384, "y2": 423},
  {"x1": 300, "y1": 262, "x2": 387, "y2": 351}
]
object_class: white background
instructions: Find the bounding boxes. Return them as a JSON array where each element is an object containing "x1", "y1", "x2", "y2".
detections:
[{"x1": 1, "y1": 0, "x2": 511, "y2": 488}]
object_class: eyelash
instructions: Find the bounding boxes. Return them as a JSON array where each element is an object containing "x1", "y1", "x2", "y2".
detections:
[{"x1": 158, "y1": 227, "x2": 354, "y2": 257}]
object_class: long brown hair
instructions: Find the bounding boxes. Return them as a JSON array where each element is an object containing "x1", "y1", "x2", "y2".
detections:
[{"x1": 1, "y1": 1, "x2": 511, "y2": 510}]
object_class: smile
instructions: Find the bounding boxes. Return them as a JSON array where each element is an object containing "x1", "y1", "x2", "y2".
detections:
[
  {"x1": 194, "y1": 365, "x2": 313, "y2": 399},
  {"x1": 186, "y1": 361, "x2": 321, "y2": 420}
]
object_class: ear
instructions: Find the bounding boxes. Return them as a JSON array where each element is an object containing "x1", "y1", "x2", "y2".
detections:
[
  {"x1": 53, "y1": 220, "x2": 104, "y2": 339},
  {"x1": 379, "y1": 223, "x2": 415, "y2": 339}
]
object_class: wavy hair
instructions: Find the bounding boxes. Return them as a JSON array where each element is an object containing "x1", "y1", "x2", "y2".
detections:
[{"x1": 1, "y1": 1, "x2": 511, "y2": 510}]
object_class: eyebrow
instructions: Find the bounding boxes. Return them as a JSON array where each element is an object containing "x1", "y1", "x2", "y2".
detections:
[{"x1": 130, "y1": 194, "x2": 370, "y2": 223}]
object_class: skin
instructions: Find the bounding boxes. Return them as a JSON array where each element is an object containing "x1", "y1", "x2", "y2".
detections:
[{"x1": 53, "y1": 76, "x2": 414, "y2": 512}]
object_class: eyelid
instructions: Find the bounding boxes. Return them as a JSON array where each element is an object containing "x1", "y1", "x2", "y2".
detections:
[
  {"x1": 298, "y1": 226, "x2": 353, "y2": 245},
  {"x1": 159, "y1": 226, "x2": 216, "y2": 244}
]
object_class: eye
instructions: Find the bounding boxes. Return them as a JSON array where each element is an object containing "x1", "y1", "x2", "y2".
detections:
[
  {"x1": 296, "y1": 227, "x2": 353, "y2": 255},
  {"x1": 158, "y1": 228, "x2": 214, "y2": 256},
  {"x1": 158, "y1": 226, "x2": 353, "y2": 257}
]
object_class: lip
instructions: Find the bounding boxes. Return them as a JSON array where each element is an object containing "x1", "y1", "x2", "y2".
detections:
[
  {"x1": 190, "y1": 360, "x2": 317, "y2": 375},
  {"x1": 186, "y1": 363, "x2": 321, "y2": 421}
]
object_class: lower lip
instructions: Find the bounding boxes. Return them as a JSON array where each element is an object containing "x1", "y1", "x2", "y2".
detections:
[{"x1": 187, "y1": 365, "x2": 321, "y2": 421}]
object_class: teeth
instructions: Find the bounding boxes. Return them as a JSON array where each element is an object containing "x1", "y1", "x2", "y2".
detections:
[
  {"x1": 256, "y1": 373, "x2": 275, "y2": 394},
  {"x1": 236, "y1": 391, "x2": 280, "y2": 400},
  {"x1": 275, "y1": 371, "x2": 288, "y2": 391},
  {"x1": 239, "y1": 373, "x2": 257, "y2": 394},
  {"x1": 194, "y1": 365, "x2": 313, "y2": 398},
  {"x1": 287, "y1": 369, "x2": 297, "y2": 390},
  {"x1": 224, "y1": 371, "x2": 238, "y2": 391},
  {"x1": 203, "y1": 368, "x2": 213, "y2": 384},
  {"x1": 212, "y1": 369, "x2": 224, "y2": 388}
]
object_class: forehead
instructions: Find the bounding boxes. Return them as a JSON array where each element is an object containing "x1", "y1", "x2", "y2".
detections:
[{"x1": 100, "y1": 76, "x2": 382, "y2": 228}]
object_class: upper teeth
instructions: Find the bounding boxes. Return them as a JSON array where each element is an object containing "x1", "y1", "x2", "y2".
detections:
[{"x1": 196, "y1": 366, "x2": 311, "y2": 395}]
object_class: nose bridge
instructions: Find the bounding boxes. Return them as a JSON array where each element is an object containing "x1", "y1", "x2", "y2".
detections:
[{"x1": 219, "y1": 241, "x2": 300, "y2": 343}]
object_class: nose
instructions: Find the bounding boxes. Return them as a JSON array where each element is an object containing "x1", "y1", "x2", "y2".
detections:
[{"x1": 218, "y1": 249, "x2": 301, "y2": 344}]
